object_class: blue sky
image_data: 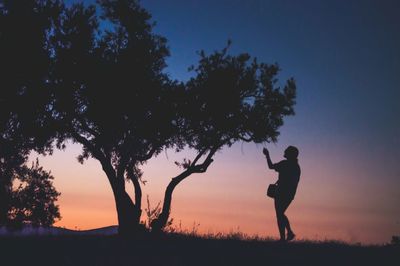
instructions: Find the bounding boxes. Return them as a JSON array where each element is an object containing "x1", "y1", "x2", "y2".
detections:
[
  {"x1": 138, "y1": 0, "x2": 400, "y2": 176},
  {"x1": 54, "y1": 0, "x2": 399, "y2": 243}
]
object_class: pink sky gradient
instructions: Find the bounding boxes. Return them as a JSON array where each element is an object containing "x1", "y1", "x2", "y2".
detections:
[
  {"x1": 29, "y1": 0, "x2": 400, "y2": 246},
  {"x1": 31, "y1": 126, "x2": 399, "y2": 244}
]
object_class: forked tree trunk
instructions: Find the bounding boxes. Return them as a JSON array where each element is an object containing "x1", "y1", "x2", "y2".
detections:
[
  {"x1": 109, "y1": 178, "x2": 142, "y2": 235},
  {"x1": 72, "y1": 132, "x2": 145, "y2": 235}
]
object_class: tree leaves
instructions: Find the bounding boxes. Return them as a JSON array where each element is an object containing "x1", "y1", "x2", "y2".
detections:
[{"x1": 7, "y1": 159, "x2": 61, "y2": 228}]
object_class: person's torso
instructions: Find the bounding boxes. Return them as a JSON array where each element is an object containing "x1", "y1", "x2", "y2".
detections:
[{"x1": 277, "y1": 160, "x2": 301, "y2": 198}]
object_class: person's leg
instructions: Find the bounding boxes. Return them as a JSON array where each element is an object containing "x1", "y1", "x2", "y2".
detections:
[
  {"x1": 285, "y1": 215, "x2": 295, "y2": 240},
  {"x1": 274, "y1": 199, "x2": 286, "y2": 241},
  {"x1": 275, "y1": 197, "x2": 295, "y2": 241},
  {"x1": 283, "y1": 214, "x2": 292, "y2": 232},
  {"x1": 280, "y1": 198, "x2": 295, "y2": 240}
]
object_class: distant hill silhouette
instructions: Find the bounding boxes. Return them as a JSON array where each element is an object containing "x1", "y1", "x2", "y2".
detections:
[{"x1": 0, "y1": 225, "x2": 118, "y2": 236}]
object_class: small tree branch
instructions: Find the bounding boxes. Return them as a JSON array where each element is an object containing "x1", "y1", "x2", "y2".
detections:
[
  {"x1": 75, "y1": 117, "x2": 99, "y2": 139},
  {"x1": 239, "y1": 136, "x2": 252, "y2": 142},
  {"x1": 70, "y1": 130, "x2": 116, "y2": 184},
  {"x1": 127, "y1": 166, "x2": 142, "y2": 210},
  {"x1": 69, "y1": 131, "x2": 100, "y2": 158},
  {"x1": 116, "y1": 152, "x2": 128, "y2": 180},
  {"x1": 192, "y1": 146, "x2": 218, "y2": 173},
  {"x1": 190, "y1": 147, "x2": 208, "y2": 168},
  {"x1": 136, "y1": 146, "x2": 158, "y2": 161}
]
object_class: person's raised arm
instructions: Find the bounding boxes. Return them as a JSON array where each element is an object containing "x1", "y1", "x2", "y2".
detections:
[{"x1": 263, "y1": 148, "x2": 275, "y2": 169}]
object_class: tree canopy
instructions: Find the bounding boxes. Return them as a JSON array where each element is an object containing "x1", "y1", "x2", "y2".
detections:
[
  {"x1": 0, "y1": 0, "x2": 61, "y2": 226},
  {"x1": 151, "y1": 45, "x2": 296, "y2": 231},
  {"x1": 7, "y1": 159, "x2": 61, "y2": 228},
  {"x1": 48, "y1": 0, "x2": 182, "y2": 234},
  {"x1": 1, "y1": 0, "x2": 297, "y2": 235}
]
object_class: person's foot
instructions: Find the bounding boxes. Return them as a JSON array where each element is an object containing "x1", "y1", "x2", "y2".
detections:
[{"x1": 287, "y1": 231, "x2": 295, "y2": 241}]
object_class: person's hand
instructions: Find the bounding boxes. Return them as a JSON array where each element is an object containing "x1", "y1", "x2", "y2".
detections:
[{"x1": 262, "y1": 148, "x2": 269, "y2": 156}]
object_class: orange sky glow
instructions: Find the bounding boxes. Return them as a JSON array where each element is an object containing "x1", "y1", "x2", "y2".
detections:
[{"x1": 31, "y1": 126, "x2": 399, "y2": 245}]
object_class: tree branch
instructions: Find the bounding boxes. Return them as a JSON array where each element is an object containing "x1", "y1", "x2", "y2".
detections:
[
  {"x1": 190, "y1": 147, "x2": 208, "y2": 168},
  {"x1": 75, "y1": 117, "x2": 99, "y2": 139},
  {"x1": 70, "y1": 130, "x2": 116, "y2": 182},
  {"x1": 116, "y1": 152, "x2": 128, "y2": 180},
  {"x1": 69, "y1": 131, "x2": 100, "y2": 158},
  {"x1": 192, "y1": 145, "x2": 219, "y2": 173},
  {"x1": 136, "y1": 146, "x2": 158, "y2": 162},
  {"x1": 239, "y1": 136, "x2": 252, "y2": 142},
  {"x1": 127, "y1": 166, "x2": 142, "y2": 210}
]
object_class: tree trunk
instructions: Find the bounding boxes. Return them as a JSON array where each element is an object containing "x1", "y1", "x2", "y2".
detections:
[
  {"x1": 131, "y1": 174, "x2": 142, "y2": 217},
  {"x1": 0, "y1": 191, "x2": 9, "y2": 226},
  {"x1": 112, "y1": 187, "x2": 142, "y2": 235},
  {"x1": 0, "y1": 177, "x2": 11, "y2": 226},
  {"x1": 150, "y1": 148, "x2": 217, "y2": 232},
  {"x1": 151, "y1": 170, "x2": 192, "y2": 232},
  {"x1": 107, "y1": 175, "x2": 142, "y2": 236},
  {"x1": 100, "y1": 161, "x2": 142, "y2": 236}
]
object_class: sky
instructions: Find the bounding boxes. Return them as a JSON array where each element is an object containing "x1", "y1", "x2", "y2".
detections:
[{"x1": 34, "y1": 0, "x2": 400, "y2": 244}]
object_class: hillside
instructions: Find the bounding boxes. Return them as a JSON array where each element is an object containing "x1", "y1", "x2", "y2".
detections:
[
  {"x1": 0, "y1": 233, "x2": 398, "y2": 266},
  {"x1": 0, "y1": 225, "x2": 118, "y2": 236}
]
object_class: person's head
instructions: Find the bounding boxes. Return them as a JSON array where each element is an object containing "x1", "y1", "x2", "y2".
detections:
[{"x1": 284, "y1": 146, "x2": 299, "y2": 161}]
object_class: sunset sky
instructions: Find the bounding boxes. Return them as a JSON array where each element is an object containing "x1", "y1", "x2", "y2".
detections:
[{"x1": 32, "y1": 0, "x2": 400, "y2": 244}]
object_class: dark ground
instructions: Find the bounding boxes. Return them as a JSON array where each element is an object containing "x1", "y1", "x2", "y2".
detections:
[{"x1": 0, "y1": 233, "x2": 398, "y2": 266}]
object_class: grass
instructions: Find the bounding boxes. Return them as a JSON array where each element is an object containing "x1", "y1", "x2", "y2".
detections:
[{"x1": 0, "y1": 232, "x2": 398, "y2": 266}]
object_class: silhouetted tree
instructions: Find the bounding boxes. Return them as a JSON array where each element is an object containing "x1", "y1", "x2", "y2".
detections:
[
  {"x1": 7, "y1": 159, "x2": 61, "y2": 228},
  {"x1": 49, "y1": 0, "x2": 181, "y2": 234},
  {"x1": 0, "y1": 138, "x2": 27, "y2": 225},
  {"x1": 0, "y1": 0, "x2": 61, "y2": 225},
  {"x1": 151, "y1": 44, "x2": 296, "y2": 232},
  {"x1": 1, "y1": 0, "x2": 297, "y2": 236}
]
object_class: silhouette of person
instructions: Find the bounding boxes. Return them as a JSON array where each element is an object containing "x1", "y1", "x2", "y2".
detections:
[{"x1": 263, "y1": 146, "x2": 300, "y2": 242}]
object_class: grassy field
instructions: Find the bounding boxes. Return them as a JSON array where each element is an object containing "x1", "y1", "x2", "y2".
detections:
[{"x1": 0, "y1": 233, "x2": 398, "y2": 266}]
